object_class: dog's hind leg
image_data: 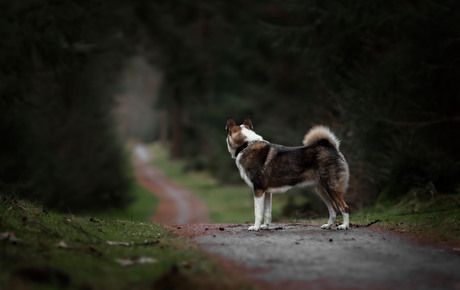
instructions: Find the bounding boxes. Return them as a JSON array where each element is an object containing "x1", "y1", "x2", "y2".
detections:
[
  {"x1": 327, "y1": 187, "x2": 350, "y2": 230},
  {"x1": 337, "y1": 210, "x2": 349, "y2": 229},
  {"x1": 316, "y1": 187, "x2": 337, "y2": 230},
  {"x1": 261, "y1": 192, "x2": 272, "y2": 230},
  {"x1": 248, "y1": 189, "x2": 265, "y2": 231},
  {"x1": 335, "y1": 194, "x2": 350, "y2": 230}
]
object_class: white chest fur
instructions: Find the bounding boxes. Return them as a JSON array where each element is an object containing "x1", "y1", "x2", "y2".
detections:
[{"x1": 235, "y1": 154, "x2": 253, "y2": 188}]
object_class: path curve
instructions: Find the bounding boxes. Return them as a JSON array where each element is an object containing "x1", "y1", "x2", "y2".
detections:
[{"x1": 133, "y1": 144, "x2": 209, "y2": 224}]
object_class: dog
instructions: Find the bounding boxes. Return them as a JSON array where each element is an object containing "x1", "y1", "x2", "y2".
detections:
[{"x1": 226, "y1": 117, "x2": 350, "y2": 231}]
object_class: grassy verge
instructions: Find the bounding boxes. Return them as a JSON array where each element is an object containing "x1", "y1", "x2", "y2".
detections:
[
  {"x1": 148, "y1": 143, "x2": 294, "y2": 223},
  {"x1": 0, "y1": 197, "x2": 250, "y2": 289},
  {"x1": 349, "y1": 193, "x2": 460, "y2": 242},
  {"x1": 309, "y1": 192, "x2": 460, "y2": 243}
]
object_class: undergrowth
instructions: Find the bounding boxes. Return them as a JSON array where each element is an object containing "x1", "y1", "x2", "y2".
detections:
[{"x1": 350, "y1": 192, "x2": 460, "y2": 242}]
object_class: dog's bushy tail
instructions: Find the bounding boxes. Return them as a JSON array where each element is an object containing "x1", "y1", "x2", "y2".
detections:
[{"x1": 303, "y1": 125, "x2": 340, "y2": 150}]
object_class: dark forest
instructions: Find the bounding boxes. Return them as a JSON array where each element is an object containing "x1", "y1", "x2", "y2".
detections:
[{"x1": 1, "y1": 0, "x2": 459, "y2": 211}]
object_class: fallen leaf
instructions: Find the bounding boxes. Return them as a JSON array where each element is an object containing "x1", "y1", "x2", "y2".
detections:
[
  {"x1": 106, "y1": 241, "x2": 131, "y2": 246},
  {"x1": 134, "y1": 240, "x2": 160, "y2": 246},
  {"x1": 0, "y1": 232, "x2": 10, "y2": 240},
  {"x1": 56, "y1": 241, "x2": 69, "y2": 249},
  {"x1": 0, "y1": 232, "x2": 21, "y2": 243},
  {"x1": 115, "y1": 257, "x2": 158, "y2": 267},
  {"x1": 180, "y1": 261, "x2": 192, "y2": 268}
]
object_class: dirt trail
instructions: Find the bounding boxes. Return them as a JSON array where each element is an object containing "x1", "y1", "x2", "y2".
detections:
[
  {"x1": 134, "y1": 144, "x2": 460, "y2": 289},
  {"x1": 133, "y1": 144, "x2": 209, "y2": 224}
]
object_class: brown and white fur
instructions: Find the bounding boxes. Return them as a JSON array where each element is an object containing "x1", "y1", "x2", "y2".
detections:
[{"x1": 226, "y1": 118, "x2": 350, "y2": 231}]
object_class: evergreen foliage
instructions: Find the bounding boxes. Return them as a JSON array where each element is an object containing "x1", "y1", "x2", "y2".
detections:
[
  {"x1": 136, "y1": 0, "x2": 460, "y2": 203},
  {"x1": 1, "y1": 0, "x2": 458, "y2": 210},
  {"x1": 264, "y1": 1, "x2": 460, "y2": 199},
  {"x1": 0, "y1": 1, "x2": 135, "y2": 211}
]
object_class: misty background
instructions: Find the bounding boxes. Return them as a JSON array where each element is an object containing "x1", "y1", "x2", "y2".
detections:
[{"x1": 1, "y1": 1, "x2": 459, "y2": 213}]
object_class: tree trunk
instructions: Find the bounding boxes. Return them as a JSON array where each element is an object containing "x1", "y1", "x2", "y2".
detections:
[
  {"x1": 158, "y1": 110, "x2": 168, "y2": 145},
  {"x1": 171, "y1": 90, "x2": 182, "y2": 159}
]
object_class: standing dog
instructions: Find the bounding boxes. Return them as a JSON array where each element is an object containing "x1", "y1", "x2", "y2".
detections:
[{"x1": 226, "y1": 117, "x2": 350, "y2": 231}]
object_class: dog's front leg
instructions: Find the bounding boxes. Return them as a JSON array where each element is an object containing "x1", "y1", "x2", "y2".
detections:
[
  {"x1": 261, "y1": 192, "x2": 272, "y2": 230},
  {"x1": 248, "y1": 190, "x2": 264, "y2": 231}
]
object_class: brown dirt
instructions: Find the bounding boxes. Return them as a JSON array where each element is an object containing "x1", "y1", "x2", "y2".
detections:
[{"x1": 133, "y1": 153, "x2": 209, "y2": 224}]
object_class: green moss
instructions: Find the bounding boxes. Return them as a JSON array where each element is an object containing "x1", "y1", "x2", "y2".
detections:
[{"x1": 0, "y1": 197, "x2": 250, "y2": 289}]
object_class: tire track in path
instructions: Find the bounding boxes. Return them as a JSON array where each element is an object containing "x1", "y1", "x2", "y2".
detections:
[{"x1": 133, "y1": 144, "x2": 209, "y2": 224}]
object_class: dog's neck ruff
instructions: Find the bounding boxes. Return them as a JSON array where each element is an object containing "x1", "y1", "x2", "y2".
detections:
[
  {"x1": 235, "y1": 142, "x2": 248, "y2": 157},
  {"x1": 235, "y1": 140, "x2": 266, "y2": 157}
]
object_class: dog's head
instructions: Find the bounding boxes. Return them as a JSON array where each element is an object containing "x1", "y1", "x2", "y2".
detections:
[{"x1": 225, "y1": 117, "x2": 263, "y2": 159}]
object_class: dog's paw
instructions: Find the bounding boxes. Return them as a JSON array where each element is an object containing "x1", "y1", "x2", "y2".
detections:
[
  {"x1": 248, "y1": 225, "x2": 260, "y2": 231},
  {"x1": 260, "y1": 224, "x2": 269, "y2": 230},
  {"x1": 320, "y1": 224, "x2": 333, "y2": 230},
  {"x1": 337, "y1": 224, "x2": 349, "y2": 230}
]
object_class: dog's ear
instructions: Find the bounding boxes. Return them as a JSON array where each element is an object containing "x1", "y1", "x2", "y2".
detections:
[
  {"x1": 226, "y1": 117, "x2": 236, "y2": 133},
  {"x1": 243, "y1": 117, "x2": 253, "y2": 130}
]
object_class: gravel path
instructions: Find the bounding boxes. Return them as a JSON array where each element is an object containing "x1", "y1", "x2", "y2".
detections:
[{"x1": 184, "y1": 224, "x2": 460, "y2": 289}]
